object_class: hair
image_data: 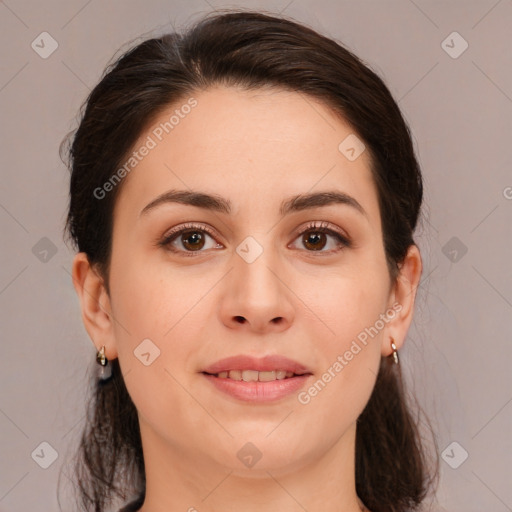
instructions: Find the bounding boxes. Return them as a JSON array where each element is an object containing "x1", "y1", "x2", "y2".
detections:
[{"x1": 60, "y1": 8, "x2": 439, "y2": 512}]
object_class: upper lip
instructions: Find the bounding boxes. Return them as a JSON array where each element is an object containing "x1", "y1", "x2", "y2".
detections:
[{"x1": 202, "y1": 354, "x2": 312, "y2": 375}]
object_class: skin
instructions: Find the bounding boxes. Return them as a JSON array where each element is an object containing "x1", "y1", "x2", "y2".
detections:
[{"x1": 72, "y1": 85, "x2": 422, "y2": 512}]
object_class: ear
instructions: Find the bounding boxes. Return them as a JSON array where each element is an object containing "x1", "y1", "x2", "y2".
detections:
[
  {"x1": 381, "y1": 244, "x2": 422, "y2": 357},
  {"x1": 71, "y1": 252, "x2": 118, "y2": 361}
]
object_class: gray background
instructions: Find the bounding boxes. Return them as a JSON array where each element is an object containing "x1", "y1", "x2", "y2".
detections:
[{"x1": 1, "y1": 0, "x2": 511, "y2": 511}]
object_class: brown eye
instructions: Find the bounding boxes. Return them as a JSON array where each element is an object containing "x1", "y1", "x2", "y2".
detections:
[
  {"x1": 302, "y1": 231, "x2": 328, "y2": 251},
  {"x1": 159, "y1": 223, "x2": 222, "y2": 255},
  {"x1": 180, "y1": 230, "x2": 206, "y2": 251},
  {"x1": 291, "y1": 223, "x2": 351, "y2": 253}
]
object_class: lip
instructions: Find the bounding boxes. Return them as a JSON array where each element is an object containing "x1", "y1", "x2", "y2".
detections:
[
  {"x1": 203, "y1": 373, "x2": 312, "y2": 402},
  {"x1": 201, "y1": 354, "x2": 313, "y2": 403},
  {"x1": 202, "y1": 354, "x2": 311, "y2": 375}
]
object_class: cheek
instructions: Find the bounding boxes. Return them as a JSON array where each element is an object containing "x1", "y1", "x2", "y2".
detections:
[
  {"x1": 110, "y1": 265, "x2": 207, "y2": 431},
  {"x1": 301, "y1": 265, "x2": 390, "y2": 342},
  {"x1": 110, "y1": 251, "x2": 191, "y2": 337},
  {"x1": 110, "y1": 256, "x2": 213, "y2": 376},
  {"x1": 295, "y1": 269, "x2": 388, "y2": 404},
  {"x1": 296, "y1": 283, "x2": 384, "y2": 430}
]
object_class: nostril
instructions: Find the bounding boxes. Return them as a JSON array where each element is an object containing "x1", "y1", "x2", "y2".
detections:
[{"x1": 234, "y1": 316, "x2": 245, "y2": 324}]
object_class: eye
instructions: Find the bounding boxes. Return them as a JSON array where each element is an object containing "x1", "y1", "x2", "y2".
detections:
[
  {"x1": 158, "y1": 221, "x2": 350, "y2": 257},
  {"x1": 290, "y1": 221, "x2": 351, "y2": 253},
  {"x1": 158, "y1": 223, "x2": 223, "y2": 256}
]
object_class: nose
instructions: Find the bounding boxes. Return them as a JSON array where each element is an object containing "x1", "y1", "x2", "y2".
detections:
[{"x1": 219, "y1": 244, "x2": 295, "y2": 334}]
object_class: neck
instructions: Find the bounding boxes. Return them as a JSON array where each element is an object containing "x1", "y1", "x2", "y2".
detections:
[{"x1": 136, "y1": 419, "x2": 369, "y2": 512}]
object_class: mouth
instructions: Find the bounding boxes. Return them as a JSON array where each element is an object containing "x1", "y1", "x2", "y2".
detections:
[
  {"x1": 201, "y1": 355, "x2": 313, "y2": 402},
  {"x1": 203, "y1": 369, "x2": 307, "y2": 381}
]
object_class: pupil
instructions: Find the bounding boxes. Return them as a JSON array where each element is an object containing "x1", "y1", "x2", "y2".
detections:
[
  {"x1": 304, "y1": 232, "x2": 326, "y2": 251},
  {"x1": 184, "y1": 231, "x2": 204, "y2": 250}
]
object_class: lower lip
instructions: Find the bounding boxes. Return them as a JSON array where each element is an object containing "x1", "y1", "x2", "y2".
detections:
[{"x1": 202, "y1": 373, "x2": 312, "y2": 402}]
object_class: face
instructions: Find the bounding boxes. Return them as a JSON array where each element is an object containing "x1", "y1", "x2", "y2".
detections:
[{"x1": 90, "y1": 85, "x2": 407, "y2": 475}]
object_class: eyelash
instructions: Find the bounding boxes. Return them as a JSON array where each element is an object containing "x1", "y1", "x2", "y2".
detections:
[{"x1": 158, "y1": 221, "x2": 351, "y2": 257}]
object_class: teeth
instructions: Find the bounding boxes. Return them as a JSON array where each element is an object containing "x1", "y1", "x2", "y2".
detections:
[
  {"x1": 258, "y1": 371, "x2": 276, "y2": 382},
  {"x1": 214, "y1": 370, "x2": 298, "y2": 381},
  {"x1": 242, "y1": 370, "x2": 259, "y2": 382}
]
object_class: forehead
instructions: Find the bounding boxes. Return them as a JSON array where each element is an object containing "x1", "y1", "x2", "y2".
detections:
[{"x1": 113, "y1": 85, "x2": 378, "y2": 222}]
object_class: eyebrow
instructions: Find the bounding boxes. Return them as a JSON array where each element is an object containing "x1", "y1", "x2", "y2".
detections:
[{"x1": 139, "y1": 189, "x2": 367, "y2": 218}]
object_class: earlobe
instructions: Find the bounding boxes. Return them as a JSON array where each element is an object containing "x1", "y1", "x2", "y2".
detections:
[
  {"x1": 382, "y1": 244, "x2": 422, "y2": 357},
  {"x1": 71, "y1": 252, "x2": 118, "y2": 360}
]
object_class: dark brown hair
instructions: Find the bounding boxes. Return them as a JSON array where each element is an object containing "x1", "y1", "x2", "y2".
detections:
[{"x1": 60, "y1": 8, "x2": 438, "y2": 512}]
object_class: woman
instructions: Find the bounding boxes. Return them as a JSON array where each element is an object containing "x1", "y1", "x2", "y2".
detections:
[{"x1": 61, "y1": 9, "x2": 438, "y2": 512}]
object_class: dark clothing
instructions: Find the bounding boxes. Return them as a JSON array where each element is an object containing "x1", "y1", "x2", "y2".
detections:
[{"x1": 118, "y1": 493, "x2": 144, "y2": 512}]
